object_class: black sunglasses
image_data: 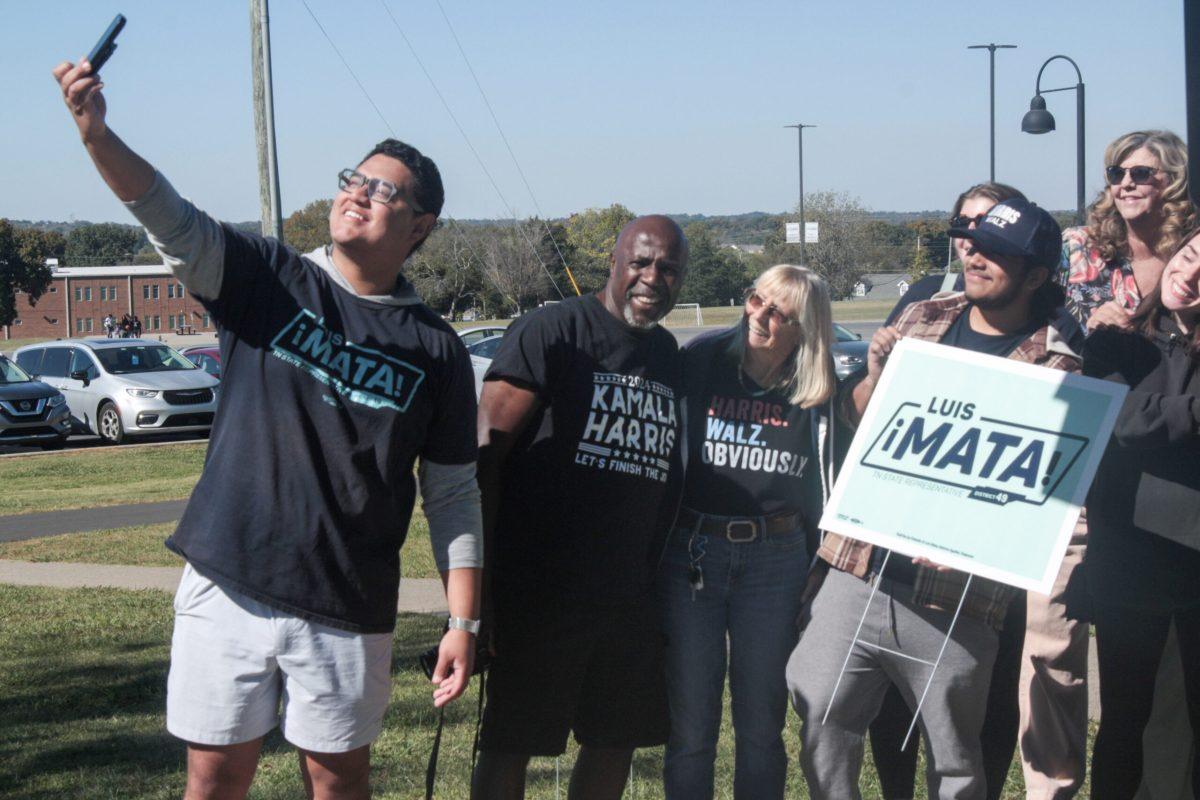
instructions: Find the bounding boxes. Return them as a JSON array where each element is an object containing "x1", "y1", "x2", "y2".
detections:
[
  {"x1": 1105, "y1": 165, "x2": 1165, "y2": 186},
  {"x1": 950, "y1": 212, "x2": 987, "y2": 229}
]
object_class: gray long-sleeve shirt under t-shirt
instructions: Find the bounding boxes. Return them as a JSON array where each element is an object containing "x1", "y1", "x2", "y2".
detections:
[{"x1": 123, "y1": 173, "x2": 481, "y2": 630}]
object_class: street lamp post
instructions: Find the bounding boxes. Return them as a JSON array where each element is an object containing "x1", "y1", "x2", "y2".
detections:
[
  {"x1": 967, "y1": 43, "x2": 1017, "y2": 181},
  {"x1": 1021, "y1": 55, "x2": 1086, "y2": 224},
  {"x1": 784, "y1": 123, "x2": 815, "y2": 264}
]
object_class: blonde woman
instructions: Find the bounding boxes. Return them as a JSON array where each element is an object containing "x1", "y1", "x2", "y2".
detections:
[
  {"x1": 658, "y1": 264, "x2": 842, "y2": 799},
  {"x1": 1061, "y1": 129, "x2": 1196, "y2": 330}
]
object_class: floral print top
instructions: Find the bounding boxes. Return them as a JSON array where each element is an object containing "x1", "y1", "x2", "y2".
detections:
[{"x1": 1058, "y1": 226, "x2": 1141, "y2": 325}]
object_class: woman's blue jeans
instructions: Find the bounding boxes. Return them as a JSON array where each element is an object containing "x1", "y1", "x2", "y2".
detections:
[{"x1": 657, "y1": 521, "x2": 809, "y2": 799}]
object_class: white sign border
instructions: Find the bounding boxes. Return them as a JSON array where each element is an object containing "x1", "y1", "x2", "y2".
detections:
[{"x1": 819, "y1": 337, "x2": 1127, "y2": 595}]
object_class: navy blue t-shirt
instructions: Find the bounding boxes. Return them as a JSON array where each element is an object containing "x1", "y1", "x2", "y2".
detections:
[
  {"x1": 939, "y1": 308, "x2": 1039, "y2": 358},
  {"x1": 484, "y1": 295, "x2": 684, "y2": 605},
  {"x1": 167, "y1": 227, "x2": 477, "y2": 633}
]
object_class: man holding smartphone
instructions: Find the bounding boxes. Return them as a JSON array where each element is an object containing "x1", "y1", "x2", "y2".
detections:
[{"x1": 54, "y1": 55, "x2": 482, "y2": 800}]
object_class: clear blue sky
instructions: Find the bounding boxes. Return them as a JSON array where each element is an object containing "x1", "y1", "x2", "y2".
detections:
[{"x1": 1, "y1": 0, "x2": 1189, "y2": 226}]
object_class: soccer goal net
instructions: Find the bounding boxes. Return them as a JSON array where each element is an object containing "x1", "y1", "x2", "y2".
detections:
[{"x1": 663, "y1": 303, "x2": 703, "y2": 326}]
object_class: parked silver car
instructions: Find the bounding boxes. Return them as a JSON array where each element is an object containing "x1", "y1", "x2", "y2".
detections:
[
  {"x1": 13, "y1": 338, "x2": 219, "y2": 444},
  {"x1": 466, "y1": 334, "x2": 506, "y2": 398},
  {"x1": 0, "y1": 353, "x2": 72, "y2": 448}
]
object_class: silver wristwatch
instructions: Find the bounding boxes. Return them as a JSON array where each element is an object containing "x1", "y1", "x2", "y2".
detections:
[{"x1": 448, "y1": 616, "x2": 481, "y2": 635}]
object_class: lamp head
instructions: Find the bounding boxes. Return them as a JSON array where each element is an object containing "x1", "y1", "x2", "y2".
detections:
[{"x1": 1021, "y1": 94, "x2": 1056, "y2": 134}]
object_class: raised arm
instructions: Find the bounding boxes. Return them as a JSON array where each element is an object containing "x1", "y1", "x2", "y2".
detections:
[
  {"x1": 53, "y1": 58, "x2": 224, "y2": 300},
  {"x1": 53, "y1": 58, "x2": 153, "y2": 201}
]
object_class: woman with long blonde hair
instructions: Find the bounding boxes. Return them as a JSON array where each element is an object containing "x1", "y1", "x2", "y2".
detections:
[
  {"x1": 1061, "y1": 130, "x2": 1197, "y2": 330},
  {"x1": 658, "y1": 264, "x2": 842, "y2": 799}
]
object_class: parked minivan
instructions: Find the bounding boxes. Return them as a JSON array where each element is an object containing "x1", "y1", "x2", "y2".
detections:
[{"x1": 14, "y1": 338, "x2": 219, "y2": 444}]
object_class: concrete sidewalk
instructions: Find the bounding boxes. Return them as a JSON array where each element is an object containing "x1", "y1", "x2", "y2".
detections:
[{"x1": 0, "y1": 559, "x2": 448, "y2": 614}]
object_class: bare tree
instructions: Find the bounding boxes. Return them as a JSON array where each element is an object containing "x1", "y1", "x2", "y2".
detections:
[
  {"x1": 477, "y1": 220, "x2": 554, "y2": 315},
  {"x1": 760, "y1": 191, "x2": 872, "y2": 299},
  {"x1": 407, "y1": 221, "x2": 484, "y2": 320}
]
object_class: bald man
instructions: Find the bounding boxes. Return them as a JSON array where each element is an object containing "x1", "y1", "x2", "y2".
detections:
[{"x1": 471, "y1": 217, "x2": 689, "y2": 799}]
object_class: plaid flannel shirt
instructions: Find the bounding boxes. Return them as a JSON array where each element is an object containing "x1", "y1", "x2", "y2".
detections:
[{"x1": 820, "y1": 293, "x2": 1082, "y2": 629}]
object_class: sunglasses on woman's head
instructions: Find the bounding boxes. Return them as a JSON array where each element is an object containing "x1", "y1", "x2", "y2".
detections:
[{"x1": 1105, "y1": 165, "x2": 1164, "y2": 186}]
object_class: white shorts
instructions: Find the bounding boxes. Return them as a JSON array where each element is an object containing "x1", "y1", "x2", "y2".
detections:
[{"x1": 166, "y1": 563, "x2": 393, "y2": 753}]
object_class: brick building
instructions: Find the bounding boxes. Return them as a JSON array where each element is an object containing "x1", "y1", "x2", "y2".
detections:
[{"x1": 3, "y1": 264, "x2": 214, "y2": 341}]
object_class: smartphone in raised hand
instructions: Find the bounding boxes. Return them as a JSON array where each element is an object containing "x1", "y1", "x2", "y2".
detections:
[{"x1": 86, "y1": 13, "x2": 126, "y2": 75}]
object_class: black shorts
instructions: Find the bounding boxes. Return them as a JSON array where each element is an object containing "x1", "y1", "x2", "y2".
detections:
[{"x1": 479, "y1": 587, "x2": 669, "y2": 756}]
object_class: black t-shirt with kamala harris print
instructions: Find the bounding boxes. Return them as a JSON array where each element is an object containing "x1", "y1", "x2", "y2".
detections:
[{"x1": 484, "y1": 294, "x2": 685, "y2": 606}]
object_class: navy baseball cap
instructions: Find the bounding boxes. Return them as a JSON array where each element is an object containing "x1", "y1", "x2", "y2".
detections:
[{"x1": 948, "y1": 198, "x2": 1062, "y2": 269}]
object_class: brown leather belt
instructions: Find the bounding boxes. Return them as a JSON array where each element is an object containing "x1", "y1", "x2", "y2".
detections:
[{"x1": 677, "y1": 507, "x2": 802, "y2": 543}]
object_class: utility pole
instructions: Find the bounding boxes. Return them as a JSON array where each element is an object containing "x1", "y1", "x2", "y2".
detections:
[
  {"x1": 968, "y1": 43, "x2": 1016, "y2": 181},
  {"x1": 251, "y1": 0, "x2": 283, "y2": 241},
  {"x1": 784, "y1": 123, "x2": 815, "y2": 264}
]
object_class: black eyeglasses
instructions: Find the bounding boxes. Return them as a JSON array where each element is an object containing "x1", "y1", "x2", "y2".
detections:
[
  {"x1": 337, "y1": 168, "x2": 425, "y2": 212},
  {"x1": 950, "y1": 212, "x2": 987, "y2": 229},
  {"x1": 745, "y1": 289, "x2": 801, "y2": 327},
  {"x1": 1105, "y1": 165, "x2": 1165, "y2": 186}
]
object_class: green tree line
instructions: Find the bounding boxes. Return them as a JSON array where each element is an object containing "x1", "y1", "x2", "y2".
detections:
[{"x1": 6, "y1": 200, "x2": 957, "y2": 322}]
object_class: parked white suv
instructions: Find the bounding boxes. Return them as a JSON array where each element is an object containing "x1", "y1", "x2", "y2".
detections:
[{"x1": 14, "y1": 338, "x2": 219, "y2": 444}]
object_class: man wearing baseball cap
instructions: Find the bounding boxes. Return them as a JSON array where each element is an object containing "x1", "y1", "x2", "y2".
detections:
[{"x1": 786, "y1": 198, "x2": 1082, "y2": 799}]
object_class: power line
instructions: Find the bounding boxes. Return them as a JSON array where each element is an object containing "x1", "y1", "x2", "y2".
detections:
[
  {"x1": 376, "y1": 0, "x2": 565, "y2": 299},
  {"x1": 297, "y1": 0, "x2": 396, "y2": 137},
  {"x1": 433, "y1": 0, "x2": 580, "y2": 296},
  {"x1": 295, "y1": 0, "x2": 555, "y2": 307}
]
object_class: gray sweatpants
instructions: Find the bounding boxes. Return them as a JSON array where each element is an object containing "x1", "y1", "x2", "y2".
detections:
[{"x1": 787, "y1": 567, "x2": 999, "y2": 800}]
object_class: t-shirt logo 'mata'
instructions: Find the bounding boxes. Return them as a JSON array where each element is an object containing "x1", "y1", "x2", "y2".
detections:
[
  {"x1": 270, "y1": 309, "x2": 425, "y2": 412},
  {"x1": 575, "y1": 371, "x2": 677, "y2": 483}
]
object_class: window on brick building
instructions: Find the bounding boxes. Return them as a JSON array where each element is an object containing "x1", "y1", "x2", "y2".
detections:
[
  {"x1": 152, "y1": 315, "x2": 161, "y2": 330},
  {"x1": 143, "y1": 285, "x2": 149, "y2": 300},
  {"x1": 177, "y1": 283, "x2": 185, "y2": 298},
  {"x1": 167, "y1": 284, "x2": 175, "y2": 299},
  {"x1": 152, "y1": 284, "x2": 160, "y2": 300},
  {"x1": 202, "y1": 313, "x2": 212, "y2": 329},
  {"x1": 84, "y1": 287, "x2": 93, "y2": 301}
]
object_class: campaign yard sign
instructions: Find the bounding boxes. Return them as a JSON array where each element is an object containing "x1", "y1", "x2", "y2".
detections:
[{"x1": 819, "y1": 338, "x2": 1127, "y2": 594}]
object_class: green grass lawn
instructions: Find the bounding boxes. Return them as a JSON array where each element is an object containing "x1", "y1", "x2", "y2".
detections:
[
  {"x1": 0, "y1": 584, "x2": 1087, "y2": 799},
  {"x1": 0, "y1": 516, "x2": 440, "y2": 579},
  {"x1": 0, "y1": 443, "x2": 208, "y2": 516}
]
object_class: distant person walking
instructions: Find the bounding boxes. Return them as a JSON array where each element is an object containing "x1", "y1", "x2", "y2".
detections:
[{"x1": 103, "y1": 313, "x2": 114, "y2": 338}]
